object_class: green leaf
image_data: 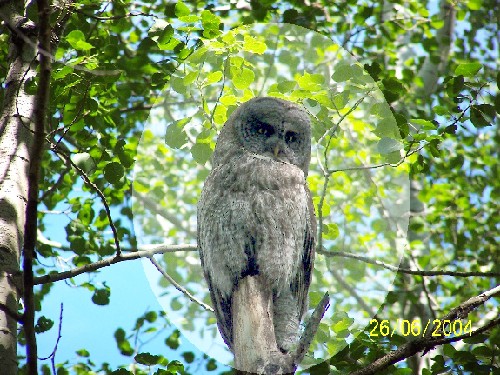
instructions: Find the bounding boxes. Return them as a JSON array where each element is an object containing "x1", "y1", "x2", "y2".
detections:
[
  {"x1": 191, "y1": 142, "x2": 212, "y2": 164},
  {"x1": 66, "y1": 30, "x2": 94, "y2": 51},
  {"x1": 104, "y1": 162, "x2": 124, "y2": 185},
  {"x1": 144, "y1": 311, "x2": 158, "y2": 322},
  {"x1": 110, "y1": 369, "x2": 133, "y2": 375},
  {"x1": 165, "y1": 121, "x2": 189, "y2": 149},
  {"x1": 466, "y1": 0, "x2": 482, "y2": 10},
  {"x1": 175, "y1": 1, "x2": 190, "y2": 17},
  {"x1": 206, "y1": 358, "x2": 218, "y2": 371},
  {"x1": 377, "y1": 137, "x2": 402, "y2": 154},
  {"x1": 179, "y1": 15, "x2": 200, "y2": 23},
  {"x1": 332, "y1": 63, "x2": 353, "y2": 82},
  {"x1": 170, "y1": 76, "x2": 186, "y2": 94},
  {"x1": 243, "y1": 35, "x2": 266, "y2": 54},
  {"x1": 157, "y1": 25, "x2": 175, "y2": 47},
  {"x1": 165, "y1": 330, "x2": 181, "y2": 349},
  {"x1": 92, "y1": 287, "x2": 110, "y2": 305},
  {"x1": 364, "y1": 62, "x2": 382, "y2": 81},
  {"x1": 70, "y1": 237, "x2": 87, "y2": 255},
  {"x1": 382, "y1": 77, "x2": 404, "y2": 93},
  {"x1": 332, "y1": 316, "x2": 354, "y2": 331},
  {"x1": 167, "y1": 360, "x2": 184, "y2": 372},
  {"x1": 410, "y1": 118, "x2": 436, "y2": 130},
  {"x1": 72, "y1": 152, "x2": 96, "y2": 174},
  {"x1": 182, "y1": 351, "x2": 195, "y2": 363},
  {"x1": 135, "y1": 352, "x2": 162, "y2": 365},
  {"x1": 76, "y1": 349, "x2": 90, "y2": 357},
  {"x1": 297, "y1": 72, "x2": 324, "y2": 91},
  {"x1": 452, "y1": 75, "x2": 465, "y2": 93},
  {"x1": 454, "y1": 62, "x2": 482, "y2": 77},
  {"x1": 201, "y1": 10, "x2": 220, "y2": 38},
  {"x1": 433, "y1": 106, "x2": 448, "y2": 116},
  {"x1": 204, "y1": 71, "x2": 223, "y2": 86},
  {"x1": 24, "y1": 76, "x2": 37, "y2": 95},
  {"x1": 220, "y1": 94, "x2": 238, "y2": 106},
  {"x1": 322, "y1": 223, "x2": 339, "y2": 239},
  {"x1": 277, "y1": 80, "x2": 296, "y2": 93},
  {"x1": 35, "y1": 316, "x2": 54, "y2": 333},
  {"x1": 430, "y1": 15, "x2": 444, "y2": 29},
  {"x1": 470, "y1": 104, "x2": 496, "y2": 127},
  {"x1": 114, "y1": 327, "x2": 138, "y2": 358},
  {"x1": 232, "y1": 67, "x2": 254, "y2": 89}
]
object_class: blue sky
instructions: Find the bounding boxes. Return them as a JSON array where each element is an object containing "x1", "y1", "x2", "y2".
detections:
[{"x1": 35, "y1": 214, "x2": 230, "y2": 374}]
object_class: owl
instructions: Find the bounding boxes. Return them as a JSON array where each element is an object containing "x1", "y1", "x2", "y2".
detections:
[{"x1": 197, "y1": 97, "x2": 316, "y2": 354}]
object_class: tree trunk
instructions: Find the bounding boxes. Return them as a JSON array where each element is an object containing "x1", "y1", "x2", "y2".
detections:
[
  {"x1": 417, "y1": 0, "x2": 456, "y2": 97},
  {"x1": 0, "y1": 1, "x2": 38, "y2": 373}
]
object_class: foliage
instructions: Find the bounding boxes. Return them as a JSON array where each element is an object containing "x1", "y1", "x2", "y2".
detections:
[
  {"x1": 134, "y1": 22, "x2": 409, "y2": 367},
  {"x1": 0, "y1": 0, "x2": 498, "y2": 374}
]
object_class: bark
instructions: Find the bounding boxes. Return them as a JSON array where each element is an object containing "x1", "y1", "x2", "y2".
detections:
[
  {"x1": 417, "y1": 0, "x2": 456, "y2": 97},
  {"x1": 23, "y1": 0, "x2": 52, "y2": 372},
  {"x1": 0, "y1": 1, "x2": 38, "y2": 373}
]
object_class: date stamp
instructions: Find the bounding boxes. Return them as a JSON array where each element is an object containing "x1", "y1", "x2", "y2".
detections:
[{"x1": 369, "y1": 318, "x2": 473, "y2": 337}]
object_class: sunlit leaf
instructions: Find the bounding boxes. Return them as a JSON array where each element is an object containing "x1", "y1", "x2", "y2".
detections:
[{"x1": 455, "y1": 62, "x2": 482, "y2": 77}]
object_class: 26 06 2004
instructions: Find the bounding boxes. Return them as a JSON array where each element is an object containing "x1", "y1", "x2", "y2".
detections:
[{"x1": 369, "y1": 318, "x2": 473, "y2": 338}]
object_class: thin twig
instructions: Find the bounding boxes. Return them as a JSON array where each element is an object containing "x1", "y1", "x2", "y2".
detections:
[
  {"x1": 39, "y1": 303, "x2": 63, "y2": 375},
  {"x1": 148, "y1": 256, "x2": 213, "y2": 312},
  {"x1": 50, "y1": 143, "x2": 122, "y2": 256},
  {"x1": 330, "y1": 269, "x2": 376, "y2": 316},
  {"x1": 327, "y1": 142, "x2": 426, "y2": 175},
  {"x1": 74, "y1": 9, "x2": 155, "y2": 21},
  {"x1": 136, "y1": 195, "x2": 196, "y2": 238},
  {"x1": 318, "y1": 249, "x2": 500, "y2": 278}
]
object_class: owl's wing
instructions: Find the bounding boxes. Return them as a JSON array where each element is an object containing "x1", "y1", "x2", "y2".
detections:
[
  {"x1": 291, "y1": 186, "x2": 317, "y2": 319},
  {"x1": 197, "y1": 235, "x2": 234, "y2": 351}
]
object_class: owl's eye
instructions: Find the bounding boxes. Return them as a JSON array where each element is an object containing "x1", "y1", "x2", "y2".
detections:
[
  {"x1": 255, "y1": 122, "x2": 274, "y2": 137},
  {"x1": 285, "y1": 131, "x2": 298, "y2": 144}
]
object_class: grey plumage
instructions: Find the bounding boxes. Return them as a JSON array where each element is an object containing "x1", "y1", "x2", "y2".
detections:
[{"x1": 197, "y1": 97, "x2": 316, "y2": 352}]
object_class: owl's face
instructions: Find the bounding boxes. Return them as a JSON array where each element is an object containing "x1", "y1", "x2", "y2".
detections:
[{"x1": 234, "y1": 97, "x2": 312, "y2": 174}]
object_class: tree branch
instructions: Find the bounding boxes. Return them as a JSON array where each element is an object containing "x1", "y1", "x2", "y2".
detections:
[
  {"x1": 292, "y1": 292, "x2": 330, "y2": 367},
  {"x1": 33, "y1": 244, "x2": 197, "y2": 285},
  {"x1": 35, "y1": 240, "x2": 498, "y2": 286},
  {"x1": 349, "y1": 284, "x2": 500, "y2": 375},
  {"x1": 318, "y1": 249, "x2": 500, "y2": 278}
]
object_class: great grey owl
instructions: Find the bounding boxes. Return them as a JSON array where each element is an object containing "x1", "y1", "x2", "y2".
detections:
[{"x1": 197, "y1": 97, "x2": 316, "y2": 353}]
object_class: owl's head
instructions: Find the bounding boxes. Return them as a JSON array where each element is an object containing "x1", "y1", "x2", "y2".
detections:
[{"x1": 213, "y1": 97, "x2": 312, "y2": 175}]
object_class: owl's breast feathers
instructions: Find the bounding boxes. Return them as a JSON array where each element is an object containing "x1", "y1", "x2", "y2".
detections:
[
  {"x1": 199, "y1": 154, "x2": 311, "y2": 294},
  {"x1": 214, "y1": 153, "x2": 306, "y2": 193}
]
